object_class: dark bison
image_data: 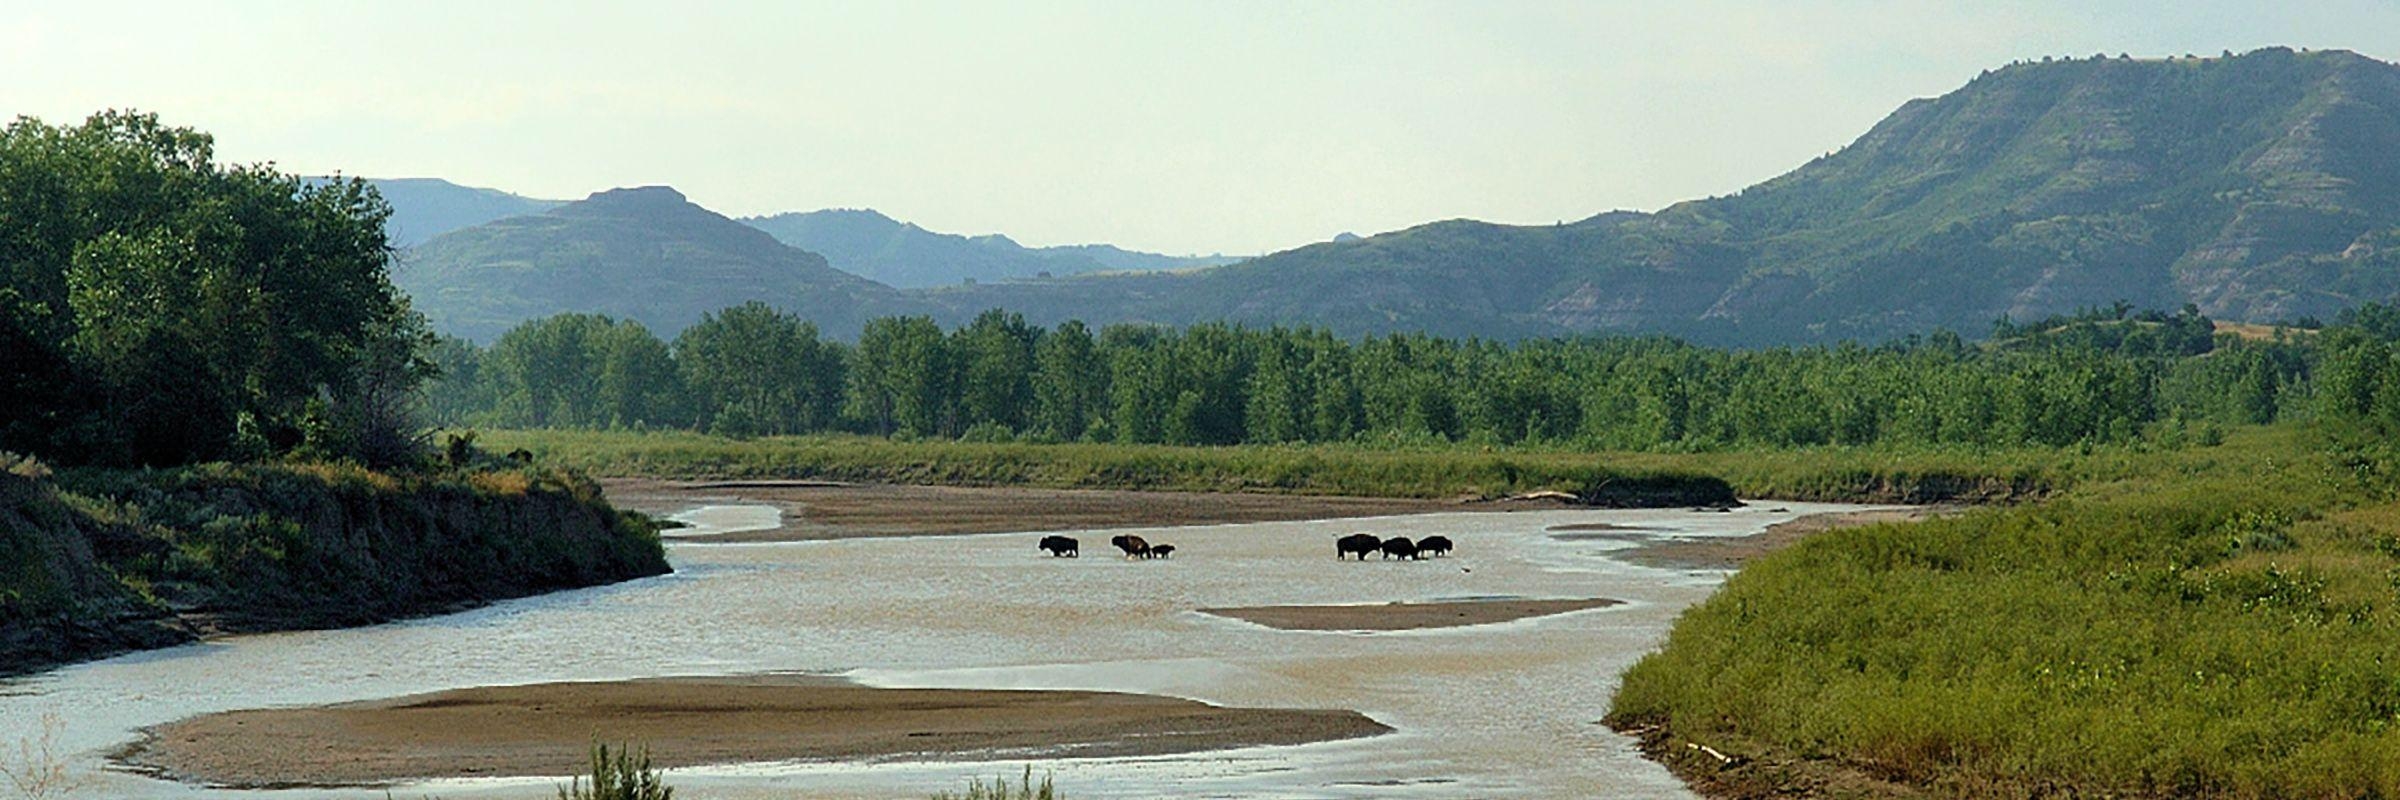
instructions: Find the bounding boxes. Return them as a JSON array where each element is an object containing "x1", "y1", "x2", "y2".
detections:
[
  {"x1": 1416, "y1": 535, "x2": 1453, "y2": 557},
  {"x1": 1110, "y1": 534, "x2": 1152, "y2": 559},
  {"x1": 1148, "y1": 544, "x2": 1176, "y2": 559},
  {"x1": 1380, "y1": 536, "x2": 1420, "y2": 560},
  {"x1": 1336, "y1": 533, "x2": 1381, "y2": 560},
  {"x1": 1039, "y1": 535, "x2": 1079, "y2": 557}
]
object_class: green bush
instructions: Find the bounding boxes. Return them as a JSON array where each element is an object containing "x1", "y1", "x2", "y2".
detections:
[{"x1": 556, "y1": 742, "x2": 671, "y2": 800}]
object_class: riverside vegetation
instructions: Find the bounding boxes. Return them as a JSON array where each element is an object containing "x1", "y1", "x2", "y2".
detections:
[
  {"x1": 438, "y1": 299, "x2": 2400, "y2": 797},
  {"x1": 1606, "y1": 320, "x2": 2400, "y2": 797},
  {"x1": 12, "y1": 93, "x2": 2400, "y2": 797},
  {"x1": 0, "y1": 112, "x2": 666, "y2": 677}
]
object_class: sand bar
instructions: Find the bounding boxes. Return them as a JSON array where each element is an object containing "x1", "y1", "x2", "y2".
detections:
[
  {"x1": 1202, "y1": 597, "x2": 1622, "y2": 632},
  {"x1": 1606, "y1": 507, "x2": 1955, "y2": 570},
  {"x1": 117, "y1": 675, "x2": 1392, "y2": 788},
  {"x1": 604, "y1": 478, "x2": 1470, "y2": 542}
]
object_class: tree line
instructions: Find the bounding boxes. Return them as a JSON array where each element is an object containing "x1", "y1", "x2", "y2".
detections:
[
  {"x1": 0, "y1": 112, "x2": 428, "y2": 467},
  {"x1": 423, "y1": 303, "x2": 2333, "y2": 450}
]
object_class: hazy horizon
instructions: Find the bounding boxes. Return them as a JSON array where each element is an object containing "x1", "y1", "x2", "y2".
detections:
[{"x1": 5, "y1": 1, "x2": 2395, "y2": 255}]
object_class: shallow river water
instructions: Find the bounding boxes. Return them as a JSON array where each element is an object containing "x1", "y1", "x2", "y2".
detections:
[{"x1": 0, "y1": 501, "x2": 1890, "y2": 799}]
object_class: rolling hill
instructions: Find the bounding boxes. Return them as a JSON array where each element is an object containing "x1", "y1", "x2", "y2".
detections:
[
  {"x1": 398, "y1": 48, "x2": 2400, "y2": 346},
  {"x1": 353, "y1": 178, "x2": 562, "y2": 248},
  {"x1": 393, "y1": 186, "x2": 906, "y2": 342},
  {"x1": 741, "y1": 208, "x2": 1238, "y2": 288}
]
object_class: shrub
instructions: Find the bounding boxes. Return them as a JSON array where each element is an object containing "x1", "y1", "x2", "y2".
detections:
[
  {"x1": 556, "y1": 742, "x2": 671, "y2": 800},
  {"x1": 930, "y1": 766, "x2": 1059, "y2": 800}
]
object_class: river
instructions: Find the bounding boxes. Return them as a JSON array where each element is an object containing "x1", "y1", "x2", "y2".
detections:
[{"x1": 0, "y1": 501, "x2": 1891, "y2": 799}]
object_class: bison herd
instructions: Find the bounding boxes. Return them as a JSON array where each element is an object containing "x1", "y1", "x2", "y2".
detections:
[
  {"x1": 1035, "y1": 534, "x2": 1178, "y2": 558},
  {"x1": 1335, "y1": 533, "x2": 1452, "y2": 561},
  {"x1": 1040, "y1": 532, "x2": 1456, "y2": 561}
]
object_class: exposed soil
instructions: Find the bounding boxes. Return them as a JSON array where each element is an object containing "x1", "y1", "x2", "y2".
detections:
[
  {"x1": 117, "y1": 676, "x2": 1393, "y2": 788},
  {"x1": 1605, "y1": 507, "x2": 1959, "y2": 570},
  {"x1": 1201, "y1": 597, "x2": 1622, "y2": 631},
  {"x1": 603, "y1": 478, "x2": 1477, "y2": 542},
  {"x1": 1613, "y1": 722, "x2": 1931, "y2": 800}
]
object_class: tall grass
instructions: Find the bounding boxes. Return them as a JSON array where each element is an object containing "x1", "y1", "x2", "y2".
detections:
[
  {"x1": 1609, "y1": 423, "x2": 2400, "y2": 797},
  {"x1": 929, "y1": 767, "x2": 1059, "y2": 800},
  {"x1": 470, "y1": 427, "x2": 2169, "y2": 503},
  {"x1": 556, "y1": 742, "x2": 671, "y2": 800}
]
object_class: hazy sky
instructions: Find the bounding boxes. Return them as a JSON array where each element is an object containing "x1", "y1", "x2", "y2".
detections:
[{"x1": 3, "y1": 2, "x2": 2394, "y2": 255}]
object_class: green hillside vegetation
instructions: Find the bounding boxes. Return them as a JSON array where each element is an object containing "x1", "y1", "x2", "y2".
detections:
[
  {"x1": 395, "y1": 187, "x2": 907, "y2": 342},
  {"x1": 0, "y1": 112, "x2": 668, "y2": 676},
  {"x1": 1607, "y1": 315, "x2": 2400, "y2": 796},
  {"x1": 743, "y1": 208, "x2": 1234, "y2": 288},
  {"x1": 947, "y1": 48, "x2": 2400, "y2": 346},
  {"x1": 394, "y1": 49, "x2": 2400, "y2": 347},
  {"x1": 0, "y1": 455, "x2": 667, "y2": 677}
]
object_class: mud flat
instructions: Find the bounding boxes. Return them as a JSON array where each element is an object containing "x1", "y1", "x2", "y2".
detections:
[
  {"x1": 1202, "y1": 597, "x2": 1622, "y2": 632},
  {"x1": 117, "y1": 675, "x2": 1392, "y2": 788},
  {"x1": 603, "y1": 478, "x2": 1467, "y2": 542},
  {"x1": 1605, "y1": 507, "x2": 1954, "y2": 570}
]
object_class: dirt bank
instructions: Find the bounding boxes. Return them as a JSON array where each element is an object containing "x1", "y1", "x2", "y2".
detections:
[
  {"x1": 1202, "y1": 597, "x2": 1622, "y2": 631},
  {"x1": 118, "y1": 675, "x2": 1393, "y2": 788},
  {"x1": 605, "y1": 478, "x2": 1476, "y2": 541},
  {"x1": 2, "y1": 465, "x2": 667, "y2": 678},
  {"x1": 1603, "y1": 507, "x2": 1957, "y2": 571}
]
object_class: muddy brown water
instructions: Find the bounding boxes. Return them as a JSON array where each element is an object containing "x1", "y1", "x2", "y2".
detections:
[{"x1": 0, "y1": 501, "x2": 1899, "y2": 799}]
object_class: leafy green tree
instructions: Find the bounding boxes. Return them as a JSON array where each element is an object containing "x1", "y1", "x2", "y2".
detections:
[
  {"x1": 676, "y1": 302, "x2": 842, "y2": 436},
  {"x1": 848, "y1": 316, "x2": 953, "y2": 437},
  {"x1": 954, "y1": 309, "x2": 1040, "y2": 433},
  {"x1": 0, "y1": 111, "x2": 420, "y2": 465},
  {"x1": 1031, "y1": 320, "x2": 1106, "y2": 440},
  {"x1": 485, "y1": 313, "x2": 684, "y2": 429}
]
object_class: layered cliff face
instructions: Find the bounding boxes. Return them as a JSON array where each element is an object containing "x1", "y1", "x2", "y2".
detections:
[{"x1": 0, "y1": 460, "x2": 669, "y2": 676}]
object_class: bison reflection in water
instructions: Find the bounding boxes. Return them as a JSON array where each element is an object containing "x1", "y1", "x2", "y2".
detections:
[
  {"x1": 1110, "y1": 534, "x2": 1152, "y2": 559},
  {"x1": 1417, "y1": 535, "x2": 1453, "y2": 557},
  {"x1": 1336, "y1": 533, "x2": 1381, "y2": 560},
  {"x1": 1038, "y1": 535, "x2": 1079, "y2": 557},
  {"x1": 1380, "y1": 537, "x2": 1420, "y2": 560}
]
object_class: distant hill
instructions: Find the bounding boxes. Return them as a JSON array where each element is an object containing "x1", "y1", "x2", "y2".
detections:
[
  {"x1": 344, "y1": 178, "x2": 562, "y2": 248},
  {"x1": 916, "y1": 48, "x2": 2400, "y2": 344},
  {"x1": 396, "y1": 49, "x2": 2400, "y2": 346},
  {"x1": 741, "y1": 208, "x2": 1237, "y2": 288},
  {"x1": 394, "y1": 187, "x2": 903, "y2": 342}
]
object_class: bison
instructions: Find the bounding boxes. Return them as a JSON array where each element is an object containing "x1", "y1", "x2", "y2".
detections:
[
  {"x1": 1380, "y1": 536, "x2": 1420, "y2": 560},
  {"x1": 1416, "y1": 535, "x2": 1453, "y2": 557},
  {"x1": 1336, "y1": 533, "x2": 1381, "y2": 560},
  {"x1": 1110, "y1": 534, "x2": 1152, "y2": 559},
  {"x1": 1148, "y1": 544, "x2": 1176, "y2": 559},
  {"x1": 1039, "y1": 535, "x2": 1079, "y2": 557}
]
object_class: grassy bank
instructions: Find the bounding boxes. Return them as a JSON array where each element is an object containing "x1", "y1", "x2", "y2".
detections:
[
  {"x1": 0, "y1": 457, "x2": 669, "y2": 676},
  {"x1": 1608, "y1": 423, "x2": 2400, "y2": 798},
  {"x1": 473, "y1": 428, "x2": 2144, "y2": 505}
]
